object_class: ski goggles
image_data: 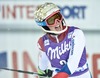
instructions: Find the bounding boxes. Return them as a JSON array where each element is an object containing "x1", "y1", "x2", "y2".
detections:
[
  {"x1": 45, "y1": 11, "x2": 63, "y2": 26},
  {"x1": 36, "y1": 11, "x2": 63, "y2": 27}
]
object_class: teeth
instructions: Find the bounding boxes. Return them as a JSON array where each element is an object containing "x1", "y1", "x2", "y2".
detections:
[{"x1": 55, "y1": 25, "x2": 59, "y2": 27}]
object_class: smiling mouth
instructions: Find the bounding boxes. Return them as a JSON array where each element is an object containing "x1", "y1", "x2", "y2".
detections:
[{"x1": 55, "y1": 25, "x2": 62, "y2": 31}]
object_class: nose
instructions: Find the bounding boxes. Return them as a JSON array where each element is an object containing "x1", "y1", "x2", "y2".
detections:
[
  {"x1": 55, "y1": 19, "x2": 61, "y2": 24},
  {"x1": 56, "y1": 19, "x2": 60, "y2": 22}
]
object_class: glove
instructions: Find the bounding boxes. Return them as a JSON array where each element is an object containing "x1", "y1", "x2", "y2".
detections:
[{"x1": 38, "y1": 69, "x2": 53, "y2": 77}]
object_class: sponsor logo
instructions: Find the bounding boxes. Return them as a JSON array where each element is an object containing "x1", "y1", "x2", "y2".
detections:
[
  {"x1": 59, "y1": 5, "x2": 87, "y2": 19},
  {"x1": 47, "y1": 41, "x2": 70, "y2": 60}
]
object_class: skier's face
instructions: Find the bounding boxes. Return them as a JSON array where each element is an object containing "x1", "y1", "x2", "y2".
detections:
[
  {"x1": 48, "y1": 19, "x2": 63, "y2": 31},
  {"x1": 46, "y1": 11, "x2": 63, "y2": 31}
]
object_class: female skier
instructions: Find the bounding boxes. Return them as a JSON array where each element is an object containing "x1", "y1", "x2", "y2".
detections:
[{"x1": 34, "y1": 2, "x2": 92, "y2": 78}]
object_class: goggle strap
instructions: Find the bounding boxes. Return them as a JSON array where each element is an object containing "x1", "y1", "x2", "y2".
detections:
[{"x1": 36, "y1": 21, "x2": 47, "y2": 26}]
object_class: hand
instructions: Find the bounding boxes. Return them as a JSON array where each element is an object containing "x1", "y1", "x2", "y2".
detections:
[{"x1": 38, "y1": 69, "x2": 53, "y2": 77}]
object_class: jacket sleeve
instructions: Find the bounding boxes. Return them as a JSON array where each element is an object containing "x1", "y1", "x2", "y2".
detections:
[
  {"x1": 37, "y1": 37, "x2": 50, "y2": 70},
  {"x1": 67, "y1": 29, "x2": 86, "y2": 74}
]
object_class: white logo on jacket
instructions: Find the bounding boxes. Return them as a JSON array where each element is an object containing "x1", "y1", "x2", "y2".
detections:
[
  {"x1": 47, "y1": 41, "x2": 71, "y2": 60},
  {"x1": 44, "y1": 39, "x2": 50, "y2": 46}
]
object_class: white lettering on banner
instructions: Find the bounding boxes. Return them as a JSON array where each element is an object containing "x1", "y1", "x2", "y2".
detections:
[{"x1": 47, "y1": 41, "x2": 70, "y2": 60}]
